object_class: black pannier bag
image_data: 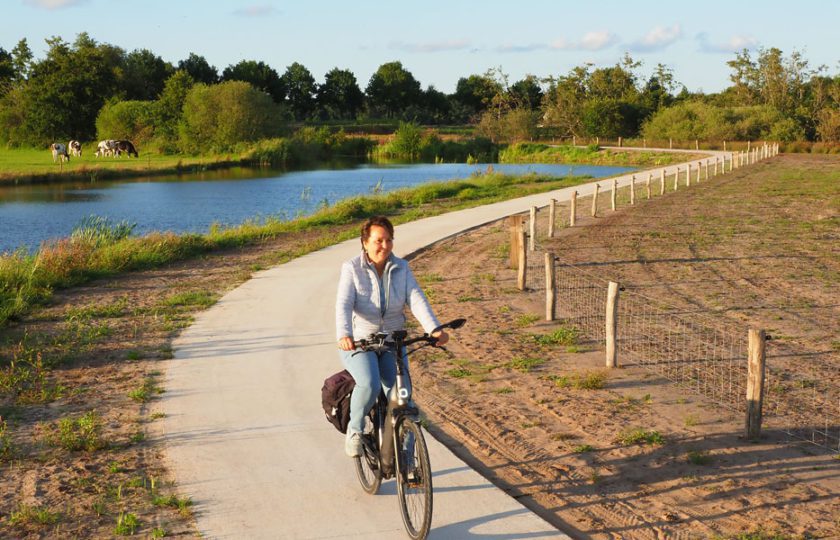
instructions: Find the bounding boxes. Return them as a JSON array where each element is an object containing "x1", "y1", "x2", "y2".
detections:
[{"x1": 321, "y1": 370, "x2": 356, "y2": 434}]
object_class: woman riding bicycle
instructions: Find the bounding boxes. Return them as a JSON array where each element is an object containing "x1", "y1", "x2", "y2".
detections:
[{"x1": 336, "y1": 216, "x2": 448, "y2": 458}]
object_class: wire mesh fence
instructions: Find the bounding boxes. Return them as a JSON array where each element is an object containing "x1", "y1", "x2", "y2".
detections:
[
  {"x1": 507, "y1": 170, "x2": 838, "y2": 450},
  {"x1": 541, "y1": 256, "x2": 840, "y2": 451}
]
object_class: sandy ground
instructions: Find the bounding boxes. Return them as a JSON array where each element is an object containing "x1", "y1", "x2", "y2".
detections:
[{"x1": 407, "y1": 155, "x2": 839, "y2": 539}]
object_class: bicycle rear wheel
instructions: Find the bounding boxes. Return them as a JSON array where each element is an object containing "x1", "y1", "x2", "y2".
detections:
[
  {"x1": 354, "y1": 410, "x2": 382, "y2": 494},
  {"x1": 395, "y1": 418, "x2": 433, "y2": 539}
]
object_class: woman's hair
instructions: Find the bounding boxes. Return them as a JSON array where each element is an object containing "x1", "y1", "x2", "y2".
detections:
[{"x1": 361, "y1": 216, "x2": 394, "y2": 245}]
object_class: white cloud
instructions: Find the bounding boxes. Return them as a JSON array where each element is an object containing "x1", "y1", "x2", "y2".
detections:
[
  {"x1": 496, "y1": 32, "x2": 617, "y2": 54},
  {"x1": 389, "y1": 40, "x2": 471, "y2": 53},
  {"x1": 496, "y1": 43, "x2": 547, "y2": 53},
  {"x1": 233, "y1": 5, "x2": 278, "y2": 17},
  {"x1": 23, "y1": 0, "x2": 87, "y2": 9},
  {"x1": 697, "y1": 32, "x2": 758, "y2": 53},
  {"x1": 629, "y1": 24, "x2": 682, "y2": 52},
  {"x1": 580, "y1": 31, "x2": 619, "y2": 51},
  {"x1": 548, "y1": 37, "x2": 574, "y2": 50}
]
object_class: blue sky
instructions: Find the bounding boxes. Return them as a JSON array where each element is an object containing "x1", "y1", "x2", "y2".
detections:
[{"x1": 3, "y1": 0, "x2": 838, "y2": 94}]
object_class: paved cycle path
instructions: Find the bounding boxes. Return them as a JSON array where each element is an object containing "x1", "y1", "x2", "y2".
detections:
[{"x1": 163, "y1": 150, "x2": 729, "y2": 539}]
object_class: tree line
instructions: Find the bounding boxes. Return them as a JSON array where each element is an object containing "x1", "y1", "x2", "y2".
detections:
[{"x1": 0, "y1": 32, "x2": 838, "y2": 152}]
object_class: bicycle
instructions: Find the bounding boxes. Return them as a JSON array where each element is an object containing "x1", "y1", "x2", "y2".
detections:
[{"x1": 351, "y1": 318, "x2": 466, "y2": 540}]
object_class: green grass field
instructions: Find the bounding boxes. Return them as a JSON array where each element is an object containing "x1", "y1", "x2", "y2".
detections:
[{"x1": 0, "y1": 147, "x2": 244, "y2": 182}]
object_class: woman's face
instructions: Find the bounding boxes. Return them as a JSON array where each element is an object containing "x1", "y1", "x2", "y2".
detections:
[{"x1": 363, "y1": 225, "x2": 393, "y2": 266}]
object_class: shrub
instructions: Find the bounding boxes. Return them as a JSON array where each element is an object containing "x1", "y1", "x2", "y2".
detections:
[
  {"x1": 178, "y1": 80, "x2": 285, "y2": 153},
  {"x1": 95, "y1": 100, "x2": 158, "y2": 146}
]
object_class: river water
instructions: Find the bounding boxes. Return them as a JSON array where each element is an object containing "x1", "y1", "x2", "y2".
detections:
[{"x1": 0, "y1": 162, "x2": 634, "y2": 253}]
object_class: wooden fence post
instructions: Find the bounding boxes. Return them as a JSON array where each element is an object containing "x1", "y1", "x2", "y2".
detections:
[
  {"x1": 611, "y1": 179, "x2": 617, "y2": 210},
  {"x1": 714, "y1": 158, "x2": 719, "y2": 176},
  {"x1": 570, "y1": 191, "x2": 577, "y2": 227},
  {"x1": 630, "y1": 176, "x2": 635, "y2": 205},
  {"x1": 508, "y1": 216, "x2": 523, "y2": 269},
  {"x1": 517, "y1": 229, "x2": 527, "y2": 290},
  {"x1": 723, "y1": 140, "x2": 727, "y2": 151},
  {"x1": 548, "y1": 199, "x2": 556, "y2": 238},
  {"x1": 745, "y1": 328, "x2": 767, "y2": 439},
  {"x1": 660, "y1": 169, "x2": 665, "y2": 195},
  {"x1": 704, "y1": 160, "x2": 709, "y2": 180},
  {"x1": 674, "y1": 167, "x2": 679, "y2": 191},
  {"x1": 606, "y1": 281, "x2": 619, "y2": 368},
  {"x1": 545, "y1": 253, "x2": 556, "y2": 321},
  {"x1": 686, "y1": 164, "x2": 691, "y2": 187},
  {"x1": 529, "y1": 206, "x2": 536, "y2": 251},
  {"x1": 618, "y1": 136, "x2": 622, "y2": 147},
  {"x1": 646, "y1": 173, "x2": 652, "y2": 199},
  {"x1": 669, "y1": 137, "x2": 673, "y2": 149},
  {"x1": 591, "y1": 184, "x2": 600, "y2": 217}
]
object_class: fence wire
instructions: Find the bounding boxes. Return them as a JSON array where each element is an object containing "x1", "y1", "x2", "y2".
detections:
[{"x1": 515, "y1": 201, "x2": 838, "y2": 451}]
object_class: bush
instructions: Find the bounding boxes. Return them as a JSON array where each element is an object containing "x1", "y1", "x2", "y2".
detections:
[
  {"x1": 178, "y1": 81, "x2": 285, "y2": 153},
  {"x1": 95, "y1": 100, "x2": 158, "y2": 146},
  {"x1": 642, "y1": 101, "x2": 804, "y2": 142}
]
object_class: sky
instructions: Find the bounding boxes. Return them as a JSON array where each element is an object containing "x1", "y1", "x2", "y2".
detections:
[{"x1": 3, "y1": 0, "x2": 839, "y2": 94}]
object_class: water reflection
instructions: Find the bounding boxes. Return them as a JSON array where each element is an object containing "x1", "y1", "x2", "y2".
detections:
[{"x1": 0, "y1": 161, "x2": 634, "y2": 253}]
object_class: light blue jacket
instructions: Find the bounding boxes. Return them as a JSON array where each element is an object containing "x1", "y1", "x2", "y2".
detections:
[{"x1": 336, "y1": 251, "x2": 440, "y2": 341}]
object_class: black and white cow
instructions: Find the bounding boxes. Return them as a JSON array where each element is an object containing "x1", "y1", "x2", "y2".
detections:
[
  {"x1": 50, "y1": 143, "x2": 70, "y2": 163},
  {"x1": 95, "y1": 139, "x2": 117, "y2": 157},
  {"x1": 115, "y1": 140, "x2": 139, "y2": 158},
  {"x1": 68, "y1": 140, "x2": 82, "y2": 157}
]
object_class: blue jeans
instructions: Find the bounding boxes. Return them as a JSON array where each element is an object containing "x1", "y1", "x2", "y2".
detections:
[{"x1": 340, "y1": 346, "x2": 411, "y2": 434}]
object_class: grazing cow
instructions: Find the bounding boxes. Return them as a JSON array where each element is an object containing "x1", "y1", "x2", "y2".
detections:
[
  {"x1": 95, "y1": 139, "x2": 117, "y2": 157},
  {"x1": 50, "y1": 143, "x2": 70, "y2": 163},
  {"x1": 115, "y1": 140, "x2": 139, "y2": 158},
  {"x1": 68, "y1": 140, "x2": 82, "y2": 157}
]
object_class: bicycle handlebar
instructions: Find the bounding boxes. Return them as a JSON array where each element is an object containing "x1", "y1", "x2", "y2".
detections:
[{"x1": 352, "y1": 318, "x2": 466, "y2": 354}]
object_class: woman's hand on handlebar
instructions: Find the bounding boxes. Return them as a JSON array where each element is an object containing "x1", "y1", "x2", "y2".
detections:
[
  {"x1": 431, "y1": 330, "x2": 449, "y2": 346},
  {"x1": 338, "y1": 336, "x2": 355, "y2": 351}
]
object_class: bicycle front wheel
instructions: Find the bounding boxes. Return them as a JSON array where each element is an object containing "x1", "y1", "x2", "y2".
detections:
[{"x1": 395, "y1": 418, "x2": 433, "y2": 539}]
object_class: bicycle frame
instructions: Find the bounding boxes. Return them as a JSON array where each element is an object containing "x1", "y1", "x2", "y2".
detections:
[{"x1": 367, "y1": 330, "x2": 418, "y2": 478}]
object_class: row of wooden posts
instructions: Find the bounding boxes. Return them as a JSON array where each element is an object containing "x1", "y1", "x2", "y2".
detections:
[
  {"x1": 572, "y1": 137, "x2": 776, "y2": 154},
  {"x1": 506, "y1": 149, "x2": 775, "y2": 439},
  {"x1": 510, "y1": 143, "x2": 779, "y2": 267}
]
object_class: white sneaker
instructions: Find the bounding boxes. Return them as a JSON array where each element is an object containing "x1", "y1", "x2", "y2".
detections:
[{"x1": 345, "y1": 431, "x2": 362, "y2": 457}]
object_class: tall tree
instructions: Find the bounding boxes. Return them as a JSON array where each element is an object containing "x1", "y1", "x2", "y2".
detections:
[
  {"x1": 281, "y1": 62, "x2": 317, "y2": 120},
  {"x1": 17, "y1": 34, "x2": 120, "y2": 143},
  {"x1": 317, "y1": 67, "x2": 364, "y2": 120},
  {"x1": 122, "y1": 48, "x2": 174, "y2": 101},
  {"x1": 509, "y1": 75, "x2": 543, "y2": 109},
  {"x1": 178, "y1": 53, "x2": 218, "y2": 84},
  {"x1": 365, "y1": 61, "x2": 422, "y2": 119},
  {"x1": 453, "y1": 73, "x2": 501, "y2": 118},
  {"x1": 10, "y1": 38, "x2": 33, "y2": 82},
  {"x1": 221, "y1": 60, "x2": 285, "y2": 103},
  {"x1": 154, "y1": 70, "x2": 195, "y2": 149},
  {"x1": 0, "y1": 48, "x2": 13, "y2": 94}
]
